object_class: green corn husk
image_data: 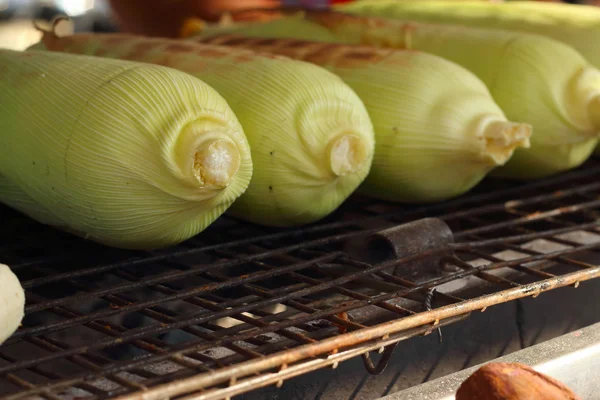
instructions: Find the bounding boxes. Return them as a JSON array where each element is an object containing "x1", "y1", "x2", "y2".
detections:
[
  {"x1": 339, "y1": 1, "x2": 600, "y2": 69},
  {"x1": 194, "y1": 11, "x2": 600, "y2": 179},
  {"x1": 183, "y1": 16, "x2": 340, "y2": 42},
  {"x1": 0, "y1": 49, "x2": 252, "y2": 249},
  {"x1": 337, "y1": 0, "x2": 600, "y2": 156},
  {"x1": 31, "y1": 30, "x2": 375, "y2": 226},
  {"x1": 201, "y1": 35, "x2": 531, "y2": 203}
]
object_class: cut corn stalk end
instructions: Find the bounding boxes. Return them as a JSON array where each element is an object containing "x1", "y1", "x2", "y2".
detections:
[
  {"x1": 192, "y1": 138, "x2": 241, "y2": 188},
  {"x1": 328, "y1": 133, "x2": 369, "y2": 176},
  {"x1": 172, "y1": 120, "x2": 244, "y2": 191},
  {"x1": 479, "y1": 119, "x2": 532, "y2": 166}
]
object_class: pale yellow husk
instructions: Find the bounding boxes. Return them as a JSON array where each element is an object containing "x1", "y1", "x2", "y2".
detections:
[
  {"x1": 201, "y1": 35, "x2": 531, "y2": 203},
  {"x1": 339, "y1": 0, "x2": 600, "y2": 68},
  {"x1": 31, "y1": 34, "x2": 375, "y2": 226},
  {"x1": 338, "y1": 0, "x2": 600, "y2": 157},
  {"x1": 195, "y1": 13, "x2": 600, "y2": 179},
  {"x1": 0, "y1": 49, "x2": 252, "y2": 249}
]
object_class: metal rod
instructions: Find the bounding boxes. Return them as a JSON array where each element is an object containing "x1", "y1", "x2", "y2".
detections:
[
  {"x1": 4, "y1": 256, "x2": 598, "y2": 399},
  {"x1": 3, "y1": 161, "x2": 600, "y2": 400},
  {"x1": 105, "y1": 268, "x2": 599, "y2": 400}
]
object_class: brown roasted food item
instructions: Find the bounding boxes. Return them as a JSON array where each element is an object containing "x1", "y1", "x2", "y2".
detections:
[
  {"x1": 107, "y1": 0, "x2": 280, "y2": 37},
  {"x1": 456, "y1": 362, "x2": 581, "y2": 400}
]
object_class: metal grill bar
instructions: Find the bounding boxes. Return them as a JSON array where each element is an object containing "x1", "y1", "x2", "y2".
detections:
[
  {"x1": 0, "y1": 349, "x2": 109, "y2": 397},
  {"x1": 212, "y1": 248, "x2": 416, "y2": 316},
  {"x1": 111, "y1": 269, "x2": 599, "y2": 400},
  {"x1": 2, "y1": 161, "x2": 600, "y2": 400},
  {"x1": 3, "y1": 235, "x2": 597, "y2": 381},
  {"x1": 156, "y1": 316, "x2": 470, "y2": 400}
]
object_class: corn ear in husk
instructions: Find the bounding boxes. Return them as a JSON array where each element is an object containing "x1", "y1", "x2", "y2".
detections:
[
  {"x1": 338, "y1": 0, "x2": 600, "y2": 157},
  {"x1": 194, "y1": 11, "x2": 600, "y2": 179},
  {"x1": 0, "y1": 49, "x2": 252, "y2": 249},
  {"x1": 339, "y1": 0, "x2": 600, "y2": 69},
  {"x1": 31, "y1": 30, "x2": 375, "y2": 226},
  {"x1": 202, "y1": 35, "x2": 532, "y2": 203}
]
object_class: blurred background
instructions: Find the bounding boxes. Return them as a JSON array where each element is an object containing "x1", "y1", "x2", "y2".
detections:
[
  {"x1": 0, "y1": 0, "x2": 599, "y2": 51},
  {"x1": 0, "y1": 0, "x2": 114, "y2": 50}
]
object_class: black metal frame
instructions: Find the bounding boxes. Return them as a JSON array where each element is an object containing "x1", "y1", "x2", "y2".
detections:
[{"x1": 2, "y1": 160, "x2": 600, "y2": 400}]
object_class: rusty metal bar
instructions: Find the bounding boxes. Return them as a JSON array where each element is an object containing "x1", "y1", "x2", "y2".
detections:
[
  {"x1": 104, "y1": 267, "x2": 599, "y2": 400},
  {"x1": 23, "y1": 252, "x2": 340, "y2": 314},
  {"x1": 3, "y1": 161, "x2": 600, "y2": 400},
  {"x1": 3, "y1": 245, "x2": 598, "y2": 398},
  {"x1": 6, "y1": 242, "x2": 599, "y2": 379}
]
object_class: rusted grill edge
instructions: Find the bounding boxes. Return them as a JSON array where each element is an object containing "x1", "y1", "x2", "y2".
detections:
[
  {"x1": 3, "y1": 237, "x2": 599, "y2": 400},
  {"x1": 104, "y1": 267, "x2": 599, "y2": 400},
  {"x1": 2, "y1": 162, "x2": 600, "y2": 399},
  {"x1": 167, "y1": 315, "x2": 469, "y2": 400},
  {"x1": 2, "y1": 220, "x2": 597, "y2": 361}
]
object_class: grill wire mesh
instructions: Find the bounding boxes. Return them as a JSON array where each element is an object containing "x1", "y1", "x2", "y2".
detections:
[{"x1": 2, "y1": 160, "x2": 600, "y2": 400}]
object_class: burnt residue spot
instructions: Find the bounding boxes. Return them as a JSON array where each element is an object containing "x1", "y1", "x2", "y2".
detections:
[
  {"x1": 166, "y1": 43, "x2": 193, "y2": 53},
  {"x1": 269, "y1": 151, "x2": 274, "y2": 156},
  {"x1": 522, "y1": 285, "x2": 536, "y2": 294},
  {"x1": 32, "y1": 161, "x2": 36, "y2": 165},
  {"x1": 286, "y1": 40, "x2": 309, "y2": 48},
  {"x1": 233, "y1": 53, "x2": 254, "y2": 63},
  {"x1": 256, "y1": 38, "x2": 277, "y2": 46},
  {"x1": 255, "y1": 334, "x2": 272, "y2": 342},
  {"x1": 220, "y1": 37, "x2": 251, "y2": 46},
  {"x1": 197, "y1": 48, "x2": 229, "y2": 58},
  {"x1": 268, "y1": 186, "x2": 273, "y2": 192},
  {"x1": 345, "y1": 50, "x2": 379, "y2": 61},
  {"x1": 338, "y1": 46, "x2": 390, "y2": 66},
  {"x1": 312, "y1": 320, "x2": 332, "y2": 329},
  {"x1": 132, "y1": 41, "x2": 161, "y2": 55},
  {"x1": 304, "y1": 44, "x2": 341, "y2": 64}
]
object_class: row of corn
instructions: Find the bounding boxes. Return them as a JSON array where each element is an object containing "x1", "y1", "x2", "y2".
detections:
[{"x1": 1, "y1": 0, "x2": 599, "y2": 250}]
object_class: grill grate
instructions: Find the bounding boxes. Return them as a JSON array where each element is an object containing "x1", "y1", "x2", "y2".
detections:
[{"x1": 2, "y1": 161, "x2": 600, "y2": 400}]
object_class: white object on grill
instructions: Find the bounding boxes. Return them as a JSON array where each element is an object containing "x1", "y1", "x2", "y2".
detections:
[
  {"x1": 0, "y1": 263, "x2": 25, "y2": 345},
  {"x1": 214, "y1": 303, "x2": 288, "y2": 329}
]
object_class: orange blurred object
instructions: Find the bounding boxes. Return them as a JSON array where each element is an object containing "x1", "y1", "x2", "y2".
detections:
[
  {"x1": 456, "y1": 362, "x2": 581, "y2": 400},
  {"x1": 108, "y1": 0, "x2": 281, "y2": 37}
]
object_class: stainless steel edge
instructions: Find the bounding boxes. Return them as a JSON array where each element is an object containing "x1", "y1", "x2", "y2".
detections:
[{"x1": 377, "y1": 321, "x2": 600, "y2": 400}]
